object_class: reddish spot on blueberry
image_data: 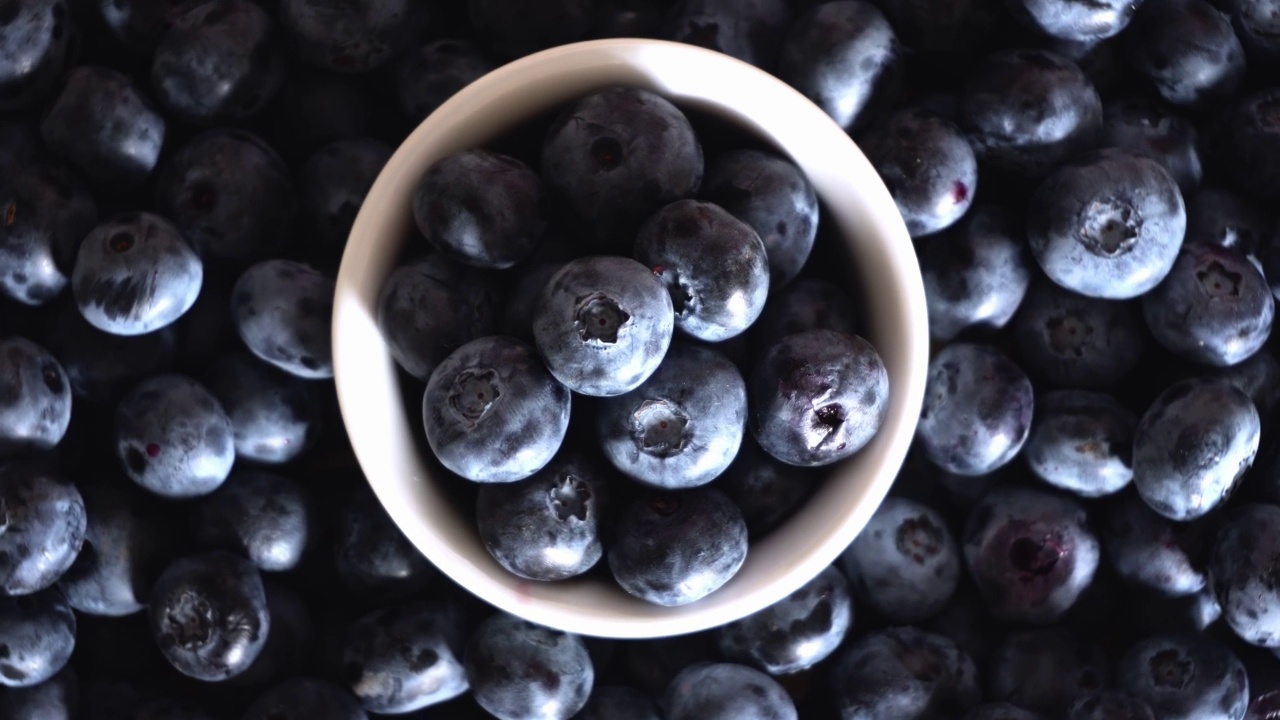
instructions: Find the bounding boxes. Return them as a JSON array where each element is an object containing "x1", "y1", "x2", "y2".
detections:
[{"x1": 146, "y1": 443, "x2": 161, "y2": 458}]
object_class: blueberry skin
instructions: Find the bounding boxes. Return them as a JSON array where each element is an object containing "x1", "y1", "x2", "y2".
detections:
[
  {"x1": 1233, "y1": 0, "x2": 1280, "y2": 67},
  {"x1": 1221, "y1": 88, "x2": 1280, "y2": 200},
  {"x1": 342, "y1": 601, "x2": 469, "y2": 714},
  {"x1": 1188, "y1": 187, "x2": 1272, "y2": 259},
  {"x1": 716, "y1": 565, "x2": 853, "y2": 675},
  {"x1": 830, "y1": 626, "x2": 981, "y2": 719},
  {"x1": 1117, "y1": 633, "x2": 1248, "y2": 720},
  {"x1": 751, "y1": 329, "x2": 889, "y2": 468},
  {"x1": 871, "y1": 0, "x2": 1002, "y2": 65},
  {"x1": 95, "y1": 0, "x2": 185, "y2": 53},
  {"x1": 989, "y1": 628, "x2": 1109, "y2": 716},
  {"x1": 500, "y1": 240, "x2": 573, "y2": 342},
  {"x1": 469, "y1": 0, "x2": 594, "y2": 59},
  {"x1": 1209, "y1": 347, "x2": 1280, "y2": 420},
  {"x1": 334, "y1": 484, "x2": 438, "y2": 601},
  {"x1": 608, "y1": 487, "x2": 748, "y2": 607},
  {"x1": 0, "y1": 337, "x2": 72, "y2": 455},
  {"x1": 395, "y1": 39, "x2": 498, "y2": 123},
  {"x1": 663, "y1": 0, "x2": 794, "y2": 72},
  {"x1": 154, "y1": 129, "x2": 296, "y2": 265},
  {"x1": 597, "y1": 341, "x2": 746, "y2": 489},
  {"x1": 1101, "y1": 491, "x2": 1208, "y2": 597},
  {"x1": 920, "y1": 204, "x2": 1033, "y2": 342},
  {"x1": 1209, "y1": 503, "x2": 1280, "y2": 647},
  {"x1": 958, "y1": 49, "x2": 1102, "y2": 178},
  {"x1": 43, "y1": 300, "x2": 177, "y2": 405},
  {"x1": 1005, "y1": 0, "x2": 1145, "y2": 41},
  {"x1": 1132, "y1": 378, "x2": 1260, "y2": 521},
  {"x1": 202, "y1": 352, "x2": 323, "y2": 465},
  {"x1": 1025, "y1": 390, "x2": 1136, "y2": 498},
  {"x1": 1027, "y1": 149, "x2": 1186, "y2": 300},
  {"x1": 147, "y1": 552, "x2": 269, "y2": 682},
  {"x1": 58, "y1": 483, "x2": 169, "y2": 617},
  {"x1": 1125, "y1": 0, "x2": 1245, "y2": 109},
  {"x1": 297, "y1": 138, "x2": 393, "y2": 269},
  {"x1": 964, "y1": 704, "x2": 1049, "y2": 720},
  {"x1": 150, "y1": 0, "x2": 287, "y2": 123},
  {"x1": 0, "y1": 665, "x2": 77, "y2": 720},
  {"x1": 243, "y1": 677, "x2": 368, "y2": 720},
  {"x1": 662, "y1": 662, "x2": 797, "y2": 720},
  {"x1": 413, "y1": 149, "x2": 545, "y2": 270},
  {"x1": 72, "y1": 212, "x2": 203, "y2": 337},
  {"x1": 777, "y1": 1, "x2": 900, "y2": 132},
  {"x1": 1012, "y1": 277, "x2": 1146, "y2": 390},
  {"x1": 424, "y1": 336, "x2": 570, "y2": 483},
  {"x1": 0, "y1": 463, "x2": 85, "y2": 596},
  {"x1": 749, "y1": 278, "x2": 859, "y2": 355},
  {"x1": 1102, "y1": 97, "x2": 1202, "y2": 195},
  {"x1": 713, "y1": 435, "x2": 820, "y2": 538},
  {"x1": 917, "y1": 342, "x2": 1033, "y2": 476},
  {"x1": 700, "y1": 148, "x2": 818, "y2": 290},
  {"x1": 839, "y1": 496, "x2": 961, "y2": 624},
  {"x1": 229, "y1": 579, "x2": 313, "y2": 690},
  {"x1": 39, "y1": 65, "x2": 166, "y2": 192},
  {"x1": 532, "y1": 255, "x2": 675, "y2": 397},
  {"x1": 475, "y1": 451, "x2": 608, "y2": 581},
  {"x1": 464, "y1": 612, "x2": 592, "y2": 720},
  {"x1": 280, "y1": 0, "x2": 421, "y2": 73},
  {"x1": 571, "y1": 685, "x2": 660, "y2": 720},
  {"x1": 114, "y1": 373, "x2": 235, "y2": 499},
  {"x1": 0, "y1": 0, "x2": 70, "y2": 112},
  {"x1": 860, "y1": 107, "x2": 978, "y2": 238},
  {"x1": 1142, "y1": 243, "x2": 1274, "y2": 367},
  {"x1": 963, "y1": 485, "x2": 1100, "y2": 624},
  {"x1": 1068, "y1": 691, "x2": 1155, "y2": 720},
  {"x1": 0, "y1": 588, "x2": 76, "y2": 688},
  {"x1": 0, "y1": 162, "x2": 97, "y2": 306},
  {"x1": 189, "y1": 469, "x2": 310, "y2": 573},
  {"x1": 540, "y1": 87, "x2": 703, "y2": 252},
  {"x1": 231, "y1": 260, "x2": 334, "y2": 379}
]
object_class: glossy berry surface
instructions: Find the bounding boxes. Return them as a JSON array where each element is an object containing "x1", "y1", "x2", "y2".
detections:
[
  {"x1": 201, "y1": 351, "x2": 323, "y2": 465},
  {"x1": 58, "y1": 482, "x2": 168, "y2": 618},
  {"x1": 1210, "y1": 503, "x2": 1280, "y2": 647},
  {"x1": 662, "y1": 662, "x2": 798, "y2": 720},
  {"x1": 189, "y1": 469, "x2": 310, "y2": 573},
  {"x1": 0, "y1": 336, "x2": 71, "y2": 454},
  {"x1": 1116, "y1": 633, "x2": 1249, "y2": 720},
  {"x1": 0, "y1": 588, "x2": 76, "y2": 688},
  {"x1": 341, "y1": 600, "x2": 468, "y2": 714},
  {"x1": 1024, "y1": 389, "x2": 1136, "y2": 498},
  {"x1": 231, "y1": 259, "x2": 335, "y2": 380},
  {"x1": 830, "y1": 626, "x2": 981, "y2": 719},
  {"x1": 0, "y1": 462, "x2": 84, "y2": 596},
  {"x1": 464, "y1": 612, "x2": 593, "y2": 720},
  {"x1": 0, "y1": 162, "x2": 97, "y2": 307}
]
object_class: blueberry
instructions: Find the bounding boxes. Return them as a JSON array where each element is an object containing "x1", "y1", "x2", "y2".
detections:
[
  {"x1": 150, "y1": 0, "x2": 286, "y2": 123},
  {"x1": 1220, "y1": 87, "x2": 1280, "y2": 202},
  {"x1": 713, "y1": 435, "x2": 818, "y2": 538},
  {"x1": 870, "y1": 0, "x2": 1002, "y2": 66},
  {"x1": 748, "y1": 277, "x2": 858, "y2": 356},
  {"x1": 58, "y1": 483, "x2": 169, "y2": 617},
  {"x1": 750, "y1": 328, "x2": 889, "y2": 468},
  {"x1": 1005, "y1": 0, "x2": 1145, "y2": 41},
  {"x1": 475, "y1": 451, "x2": 608, "y2": 581},
  {"x1": 468, "y1": 0, "x2": 593, "y2": 58},
  {"x1": 700, "y1": 148, "x2": 819, "y2": 290},
  {"x1": 71, "y1": 212, "x2": 203, "y2": 337},
  {"x1": 39, "y1": 65, "x2": 165, "y2": 192},
  {"x1": 464, "y1": 612, "x2": 593, "y2": 720},
  {"x1": 860, "y1": 107, "x2": 978, "y2": 237},
  {"x1": 840, "y1": 496, "x2": 961, "y2": 623},
  {"x1": 1068, "y1": 691, "x2": 1156, "y2": 720},
  {"x1": 189, "y1": 469, "x2": 310, "y2": 573},
  {"x1": 342, "y1": 600, "x2": 469, "y2": 714},
  {"x1": 202, "y1": 351, "x2": 323, "y2": 465},
  {"x1": 0, "y1": 588, "x2": 75, "y2": 688},
  {"x1": 1116, "y1": 633, "x2": 1248, "y2": 720},
  {"x1": 608, "y1": 487, "x2": 748, "y2": 607},
  {"x1": 499, "y1": 239, "x2": 572, "y2": 342},
  {"x1": 920, "y1": 204, "x2": 1033, "y2": 342},
  {"x1": 229, "y1": 578, "x2": 313, "y2": 690},
  {"x1": 154, "y1": 129, "x2": 296, "y2": 265},
  {"x1": 0, "y1": 665, "x2": 77, "y2": 720},
  {"x1": 1132, "y1": 377, "x2": 1260, "y2": 521},
  {"x1": 963, "y1": 485, "x2": 1100, "y2": 624},
  {"x1": 334, "y1": 484, "x2": 438, "y2": 602},
  {"x1": 1209, "y1": 503, "x2": 1280, "y2": 647},
  {"x1": 662, "y1": 662, "x2": 797, "y2": 720},
  {"x1": 1100, "y1": 490, "x2": 1209, "y2": 597},
  {"x1": 541, "y1": 87, "x2": 703, "y2": 252},
  {"x1": 663, "y1": 0, "x2": 794, "y2": 72},
  {"x1": 830, "y1": 626, "x2": 981, "y2": 719},
  {"x1": 0, "y1": 462, "x2": 85, "y2": 596},
  {"x1": 95, "y1": 0, "x2": 184, "y2": 53},
  {"x1": 424, "y1": 335, "x2": 570, "y2": 483},
  {"x1": 918, "y1": 342, "x2": 1033, "y2": 476},
  {"x1": 114, "y1": 373, "x2": 235, "y2": 499},
  {"x1": 1101, "y1": 97, "x2": 1202, "y2": 195},
  {"x1": 1142, "y1": 243, "x2": 1274, "y2": 367},
  {"x1": 1188, "y1": 187, "x2": 1272, "y2": 259},
  {"x1": 571, "y1": 685, "x2": 659, "y2": 720},
  {"x1": 1013, "y1": 277, "x2": 1147, "y2": 389},
  {"x1": 280, "y1": 0, "x2": 421, "y2": 73},
  {"x1": 0, "y1": 337, "x2": 72, "y2": 454},
  {"x1": 964, "y1": 704, "x2": 1050, "y2": 720},
  {"x1": 715, "y1": 565, "x2": 853, "y2": 675},
  {"x1": 777, "y1": 0, "x2": 900, "y2": 132},
  {"x1": 597, "y1": 341, "x2": 746, "y2": 489},
  {"x1": 1025, "y1": 390, "x2": 1136, "y2": 498},
  {"x1": 1232, "y1": 0, "x2": 1280, "y2": 67},
  {"x1": 0, "y1": 162, "x2": 97, "y2": 306},
  {"x1": 231, "y1": 259, "x2": 334, "y2": 379},
  {"x1": 42, "y1": 300, "x2": 177, "y2": 405},
  {"x1": 244, "y1": 677, "x2": 368, "y2": 720},
  {"x1": 989, "y1": 627, "x2": 1109, "y2": 715},
  {"x1": 147, "y1": 552, "x2": 269, "y2": 682},
  {"x1": 958, "y1": 49, "x2": 1102, "y2": 178},
  {"x1": 1209, "y1": 347, "x2": 1280, "y2": 420},
  {"x1": 1028, "y1": 149, "x2": 1186, "y2": 300},
  {"x1": 413, "y1": 149, "x2": 545, "y2": 270},
  {"x1": 0, "y1": 0, "x2": 69, "y2": 112},
  {"x1": 1124, "y1": 0, "x2": 1246, "y2": 109},
  {"x1": 395, "y1": 39, "x2": 498, "y2": 123},
  {"x1": 532, "y1": 255, "x2": 674, "y2": 397},
  {"x1": 296, "y1": 138, "x2": 393, "y2": 269}
]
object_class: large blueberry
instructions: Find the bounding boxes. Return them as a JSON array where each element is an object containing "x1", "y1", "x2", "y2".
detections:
[
  {"x1": 1125, "y1": 0, "x2": 1245, "y2": 109},
  {"x1": 95, "y1": 0, "x2": 185, "y2": 53},
  {"x1": 1102, "y1": 97, "x2": 1202, "y2": 195},
  {"x1": 0, "y1": 0, "x2": 70, "y2": 112},
  {"x1": 1209, "y1": 503, "x2": 1280, "y2": 647},
  {"x1": 395, "y1": 40, "x2": 498, "y2": 123},
  {"x1": 342, "y1": 600, "x2": 469, "y2": 714},
  {"x1": 280, "y1": 0, "x2": 422, "y2": 73},
  {"x1": 334, "y1": 484, "x2": 438, "y2": 602},
  {"x1": 464, "y1": 612, "x2": 592, "y2": 720},
  {"x1": 468, "y1": 0, "x2": 594, "y2": 59},
  {"x1": 231, "y1": 259, "x2": 334, "y2": 380},
  {"x1": 1006, "y1": 0, "x2": 1145, "y2": 41},
  {"x1": 1025, "y1": 390, "x2": 1136, "y2": 498},
  {"x1": 297, "y1": 138, "x2": 393, "y2": 270},
  {"x1": 0, "y1": 162, "x2": 97, "y2": 306},
  {"x1": 1220, "y1": 88, "x2": 1280, "y2": 200},
  {"x1": 663, "y1": 663, "x2": 797, "y2": 720},
  {"x1": 1117, "y1": 633, "x2": 1248, "y2": 720},
  {"x1": 1100, "y1": 490, "x2": 1209, "y2": 597},
  {"x1": 830, "y1": 626, "x2": 981, "y2": 719},
  {"x1": 713, "y1": 436, "x2": 820, "y2": 538},
  {"x1": 989, "y1": 627, "x2": 1109, "y2": 715},
  {"x1": 189, "y1": 469, "x2": 310, "y2": 573},
  {"x1": 59, "y1": 483, "x2": 170, "y2": 617},
  {"x1": 1188, "y1": 187, "x2": 1272, "y2": 259},
  {"x1": 243, "y1": 677, "x2": 368, "y2": 720},
  {"x1": 43, "y1": 299, "x2": 177, "y2": 405},
  {"x1": 0, "y1": 588, "x2": 75, "y2": 688},
  {"x1": 202, "y1": 351, "x2": 323, "y2": 465},
  {"x1": 663, "y1": 0, "x2": 794, "y2": 72},
  {"x1": 716, "y1": 565, "x2": 853, "y2": 675},
  {"x1": 0, "y1": 337, "x2": 72, "y2": 454},
  {"x1": 0, "y1": 462, "x2": 85, "y2": 596},
  {"x1": 1233, "y1": 0, "x2": 1280, "y2": 67}
]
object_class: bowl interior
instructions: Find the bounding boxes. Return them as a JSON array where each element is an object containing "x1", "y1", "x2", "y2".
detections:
[{"x1": 333, "y1": 38, "x2": 929, "y2": 639}]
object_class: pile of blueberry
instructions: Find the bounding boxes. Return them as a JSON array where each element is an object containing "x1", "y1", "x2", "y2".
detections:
[{"x1": 5, "y1": 0, "x2": 1280, "y2": 717}]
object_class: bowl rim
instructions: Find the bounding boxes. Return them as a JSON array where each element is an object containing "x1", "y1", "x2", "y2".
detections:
[{"x1": 333, "y1": 37, "x2": 928, "y2": 639}]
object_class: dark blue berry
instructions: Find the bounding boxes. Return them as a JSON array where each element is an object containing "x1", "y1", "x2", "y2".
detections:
[
  {"x1": 463, "y1": 612, "x2": 593, "y2": 719},
  {"x1": 395, "y1": 39, "x2": 498, "y2": 123},
  {"x1": 0, "y1": 588, "x2": 75, "y2": 688},
  {"x1": 713, "y1": 436, "x2": 820, "y2": 538},
  {"x1": 1124, "y1": 0, "x2": 1246, "y2": 109},
  {"x1": 1006, "y1": 0, "x2": 1146, "y2": 42},
  {"x1": 231, "y1": 259, "x2": 334, "y2": 380},
  {"x1": 0, "y1": 0, "x2": 70, "y2": 112},
  {"x1": 662, "y1": 662, "x2": 797, "y2": 720},
  {"x1": 0, "y1": 462, "x2": 84, "y2": 596},
  {"x1": 229, "y1": 579, "x2": 313, "y2": 690},
  {"x1": 189, "y1": 469, "x2": 310, "y2": 573},
  {"x1": 244, "y1": 677, "x2": 367, "y2": 720},
  {"x1": 0, "y1": 162, "x2": 97, "y2": 306},
  {"x1": 830, "y1": 626, "x2": 981, "y2": 719},
  {"x1": 1221, "y1": 87, "x2": 1280, "y2": 201},
  {"x1": 663, "y1": 0, "x2": 794, "y2": 72},
  {"x1": 297, "y1": 138, "x2": 392, "y2": 270},
  {"x1": 334, "y1": 485, "x2": 438, "y2": 602},
  {"x1": 202, "y1": 351, "x2": 323, "y2": 465},
  {"x1": 95, "y1": 0, "x2": 183, "y2": 53},
  {"x1": 1116, "y1": 633, "x2": 1248, "y2": 720},
  {"x1": 1232, "y1": 0, "x2": 1280, "y2": 67},
  {"x1": 499, "y1": 239, "x2": 571, "y2": 342},
  {"x1": 0, "y1": 665, "x2": 77, "y2": 719},
  {"x1": 989, "y1": 627, "x2": 1109, "y2": 715},
  {"x1": 342, "y1": 600, "x2": 469, "y2": 714},
  {"x1": 1025, "y1": 390, "x2": 1136, "y2": 498},
  {"x1": 265, "y1": 67, "x2": 375, "y2": 162},
  {"x1": 1100, "y1": 490, "x2": 1209, "y2": 597},
  {"x1": 59, "y1": 483, "x2": 170, "y2": 617},
  {"x1": 43, "y1": 299, "x2": 177, "y2": 405},
  {"x1": 1102, "y1": 97, "x2": 1202, "y2": 195},
  {"x1": 861, "y1": 107, "x2": 977, "y2": 237},
  {"x1": 1209, "y1": 503, "x2": 1280, "y2": 647},
  {"x1": 1187, "y1": 187, "x2": 1272, "y2": 258},
  {"x1": 748, "y1": 277, "x2": 858, "y2": 355},
  {"x1": 280, "y1": 0, "x2": 422, "y2": 73},
  {"x1": 1013, "y1": 277, "x2": 1147, "y2": 389},
  {"x1": 0, "y1": 337, "x2": 72, "y2": 454}
]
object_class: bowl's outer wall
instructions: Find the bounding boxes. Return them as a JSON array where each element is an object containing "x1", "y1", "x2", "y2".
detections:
[{"x1": 333, "y1": 38, "x2": 928, "y2": 638}]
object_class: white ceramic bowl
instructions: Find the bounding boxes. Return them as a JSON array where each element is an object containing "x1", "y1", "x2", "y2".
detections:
[{"x1": 333, "y1": 38, "x2": 928, "y2": 639}]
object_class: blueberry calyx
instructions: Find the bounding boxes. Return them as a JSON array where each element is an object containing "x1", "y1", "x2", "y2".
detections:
[
  {"x1": 1081, "y1": 199, "x2": 1141, "y2": 257},
  {"x1": 807, "y1": 402, "x2": 846, "y2": 451},
  {"x1": 1009, "y1": 535, "x2": 1063, "y2": 577},
  {"x1": 548, "y1": 476, "x2": 590, "y2": 522},
  {"x1": 632, "y1": 399, "x2": 690, "y2": 458},
  {"x1": 1047, "y1": 314, "x2": 1091, "y2": 356},
  {"x1": 447, "y1": 368, "x2": 501, "y2": 425},
  {"x1": 652, "y1": 265, "x2": 694, "y2": 317},
  {"x1": 895, "y1": 514, "x2": 944, "y2": 564},
  {"x1": 108, "y1": 231, "x2": 134, "y2": 253},
  {"x1": 1148, "y1": 649, "x2": 1192, "y2": 689},
  {"x1": 590, "y1": 136, "x2": 623, "y2": 170},
  {"x1": 166, "y1": 591, "x2": 215, "y2": 650},
  {"x1": 1195, "y1": 261, "x2": 1242, "y2": 298},
  {"x1": 574, "y1": 292, "x2": 629, "y2": 343}
]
